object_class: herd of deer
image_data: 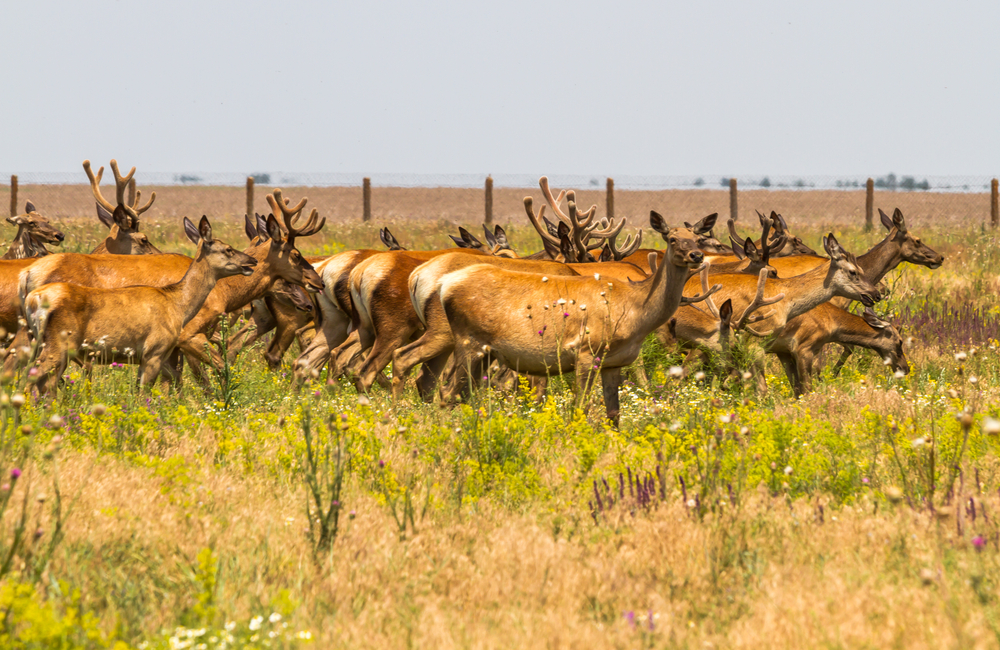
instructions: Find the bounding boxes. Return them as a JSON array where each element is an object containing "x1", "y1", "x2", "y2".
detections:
[{"x1": 0, "y1": 161, "x2": 944, "y2": 424}]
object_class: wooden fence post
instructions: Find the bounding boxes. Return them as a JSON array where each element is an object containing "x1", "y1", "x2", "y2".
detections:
[
  {"x1": 246, "y1": 177, "x2": 254, "y2": 218},
  {"x1": 992, "y1": 179, "x2": 998, "y2": 229},
  {"x1": 485, "y1": 175, "x2": 493, "y2": 225},
  {"x1": 729, "y1": 178, "x2": 738, "y2": 222},
  {"x1": 606, "y1": 178, "x2": 615, "y2": 220},
  {"x1": 363, "y1": 177, "x2": 372, "y2": 222},
  {"x1": 10, "y1": 175, "x2": 17, "y2": 217},
  {"x1": 128, "y1": 177, "x2": 136, "y2": 207},
  {"x1": 865, "y1": 178, "x2": 874, "y2": 232}
]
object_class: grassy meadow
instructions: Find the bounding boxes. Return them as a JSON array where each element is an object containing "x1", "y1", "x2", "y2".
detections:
[{"x1": 0, "y1": 186, "x2": 999, "y2": 648}]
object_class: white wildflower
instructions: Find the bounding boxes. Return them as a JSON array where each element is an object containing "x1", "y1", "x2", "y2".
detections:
[
  {"x1": 249, "y1": 616, "x2": 263, "y2": 631},
  {"x1": 269, "y1": 612, "x2": 282, "y2": 623},
  {"x1": 668, "y1": 366, "x2": 683, "y2": 378}
]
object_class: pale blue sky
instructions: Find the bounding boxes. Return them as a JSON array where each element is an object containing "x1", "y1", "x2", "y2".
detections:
[{"x1": 4, "y1": 0, "x2": 999, "y2": 176}]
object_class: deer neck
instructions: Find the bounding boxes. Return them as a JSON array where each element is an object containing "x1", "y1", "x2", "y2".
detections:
[
  {"x1": 856, "y1": 234, "x2": 902, "y2": 284},
  {"x1": 833, "y1": 315, "x2": 886, "y2": 353},
  {"x1": 625, "y1": 254, "x2": 692, "y2": 335},
  {"x1": 162, "y1": 252, "x2": 222, "y2": 325},
  {"x1": 777, "y1": 262, "x2": 839, "y2": 322},
  {"x1": 212, "y1": 243, "x2": 279, "y2": 313}
]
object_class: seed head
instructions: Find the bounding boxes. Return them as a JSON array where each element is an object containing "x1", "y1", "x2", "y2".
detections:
[{"x1": 885, "y1": 486, "x2": 904, "y2": 503}]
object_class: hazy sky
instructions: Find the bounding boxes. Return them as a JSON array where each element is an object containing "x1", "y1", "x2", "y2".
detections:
[{"x1": 5, "y1": 0, "x2": 999, "y2": 176}]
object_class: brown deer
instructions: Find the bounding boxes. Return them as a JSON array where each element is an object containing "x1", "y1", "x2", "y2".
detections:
[
  {"x1": 391, "y1": 252, "x2": 582, "y2": 400},
  {"x1": 24, "y1": 216, "x2": 257, "y2": 394},
  {"x1": 437, "y1": 218, "x2": 710, "y2": 424},
  {"x1": 2, "y1": 202, "x2": 65, "y2": 260},
  {"x1": 766, "y1": 305, "x2": 908, "y2": 396},
  {"x1": 171, "y1": 190, "x2": 325, "y2": 376},
  {"x1": 771, "y1": 207, "x2": 942, "y2": 386},
  {"x1": 84, "y1": 160, "x2": 162, "y2": 255}
]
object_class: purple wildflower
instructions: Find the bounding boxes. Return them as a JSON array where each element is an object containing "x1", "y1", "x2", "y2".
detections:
[
  {"x1": 10, "y1": 468, "x2": 21, "y2": 481},
  {"x1": 973, "y1": 535, "x2": 986, "y2": 551}
]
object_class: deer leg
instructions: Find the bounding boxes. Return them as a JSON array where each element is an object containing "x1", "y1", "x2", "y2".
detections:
[
  {"x1": 830, "y1": 344, "x2": 854, "y2": 377},
  {"x1": 2, "y1": 327, "x2": 30, "y2": 374},
  {"x1": 329, "y1": 330, "x2": 364, "y2": 383},
  {"x1": 294, "y1": 296, "x2": 349, "y2": 385},
  {"x1": 775, "y1": 352, "x2": 799, "y2": 396},
  {"x1": 600, "y1": 367, "x2": 622, "y2": 427},
  {"x1": 794, "y1": 354, "x2": 812, "y2": 397},
  {"x1": 354, "y1": 324, "x2": 417, "y2": 394},
  {"x1": 392, "y1": 319, "x2": 456, "y2": 401}
]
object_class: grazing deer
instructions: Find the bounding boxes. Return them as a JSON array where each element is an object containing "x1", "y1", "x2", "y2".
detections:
[
  {"x1": 84, "y1": 160, "x2": 162, "y2": 255},
  {"x1": 24, "y1": 217, "x2": 257, "y2": 394},
  {"x1": 2, "y1": 202, "x2": 65, "y2": 260},
  {"x1": 437, "y1": 217, "x2": 709, "y2": 424},
  {"x1": 767, "y1": 305, "x2": 908, "y2": 396}
]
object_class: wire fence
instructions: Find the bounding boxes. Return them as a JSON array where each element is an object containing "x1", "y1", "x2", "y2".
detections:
[{"x1": 3, "y1": 172, "x2": 999, "y2": 232}]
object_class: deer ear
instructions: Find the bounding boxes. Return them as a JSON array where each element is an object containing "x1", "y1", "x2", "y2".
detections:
[
  {"x1": 558, "y1": 226, "x2": 575, "y2": 262},
  {"x1": 6, "y1": 216, "x2": 20, "y2": 226},
  {"x1": 266, "y1": 214, "x2": 284, "y2": 242},
  {"x1": 823, "y1": 233, "x2": 846, "y2": 261},
  {"x1": 198, "y1": 216, "x2": 213, "y2": 242},
  {"x1": 450, "y1": 234, "x2": 469, "y2": 248},
  {"x1": 600, "y1": 244, "x2": 613, "y2": 262},
  {"x1": 649, "y1": 211, "x2": 669, "y2": 235},
  {"x1": 878, "y1": 208, "x2": 893, "y2": 231},
  {"x1": 730, "y1": 237, "x2": 746, "y2": 260},
  {"x1": 24, "y1": 201, "x2": 36, "y2": 214},
  {"x1": 695, "y1": 213, "x2": 718, "y2": 235},
  {"x1": 493, "y1": 224, "x2": 509, "y2": 247},
  {"x1": 862, "y1": 307, "x2": 888, "y2": 329},
  {"x1": 183, "y1": 217, "x2": 200, "y2": 244},
  {"x1": 379, "y1": 228, "x2": 392, "y2": 249},
  {"x1": 719, "y1": 298, "x2": 733, "y2": 323},
  {"x1": 742, "y1": 236, "x2": 759, "y2": 261},
  {"x1": 96, "y1": 203, "x2": 115, "y2": 229},
  {"x1": 255, "y1": 213, "x2": 270, "y2": 241},
  {"x1": 244, "y1": 214, "x2": 258, "y2": 242},
  {"x1": 647, "y1": 252, "x2": 658, "y2": 273},
  {"x1": 482, "y1": 224, "x2": 497, "y2": 248},
  {"x1": 892, "y1": 208, "x2": 906, "y2": 233},
  {"x1": 540, "y1": 236, "x2": 561, "y2": 260}
]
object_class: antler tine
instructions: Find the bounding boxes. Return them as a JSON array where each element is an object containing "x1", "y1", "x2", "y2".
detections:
[
  {"x1": 699, "y1": 265, "x2": 720, "y2": 318},
  {"x1": 109, "y1": 160, "x2": 136, "y2": 207},
  {"x1": 286, "y1": 207, "x2": 325, "y2": 239},
  {"x1": 539, "y1": 176, "x2": 571, "y2": 223},
  {"x1": 270, "y1": 189, "x2": 308, "y2": 218},
  {"x1": 680, "y1": 262, "x2": 722, "y2": 306},
  {"x1": 131, "y1": 188, "x2": 156, "y2": 216},
  {"x1": 731, "y1": 269, "x2": 785, "y2": 334},
  {"x1": 588, "y1": 216, "x2": 625, "y2": 240},
  {"x1": 727, "y1": 218, "x2": 741, "y2": 245},
  {"x1": 524, "y1": 197, "x2": 561, "y2": 246},
  {"x1": 82, "y1": 160, "x2": 115, "y2": 213}
]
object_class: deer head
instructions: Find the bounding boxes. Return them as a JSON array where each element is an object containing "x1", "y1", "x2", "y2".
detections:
[
  {"x1": 861, "y1": 307, "x2": 909, "y2": 375},
  {"x1": 765, "y1": 211, "x2": 816, "y2": 256},
  {"x1": 85, "y1": 159, "x2": 161, "y2": 255},
  {"x1": 264, "y1": 189, "x2": 326, "y2": 292},
  {"x1": 7, "y1": 201, "x2": 65, "y2": 247},
  {"x1": 878, "y1": 208, "x2": 944, "y2": 269},
  {"x1": 728, "y1": 217, "x2": 785, "y2": 278},
  {"x1": 183, "y1": 216, "x2": 258, "y2": 278},
  {"x1": 482, "y1": 224, "x2": 518, "y2": 258},
  {"x1": 824, "y1": 233, "x2": 880, "y2": 307}
]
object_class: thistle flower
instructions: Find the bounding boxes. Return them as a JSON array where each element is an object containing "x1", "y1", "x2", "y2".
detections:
[
  {"x1": 10, "y1": 468, "x2": 21, "y2": 481},
  {"x1": 972, "y1": 535, "x2": 985, "y2": 551}
]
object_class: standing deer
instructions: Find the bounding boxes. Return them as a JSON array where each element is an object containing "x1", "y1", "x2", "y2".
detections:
[
  {"x1": 2, "y1": 202, "x2": 65, "y2": 260},
  {"x1": 24, "y1": 217, "x2": 256, "y2": 394},
  {"x1": 437, "y1": 217, "x2": 709, "y2": 424},
  {"x1": 84, "y1": 160, "x2": 162, "y2": 255}
]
